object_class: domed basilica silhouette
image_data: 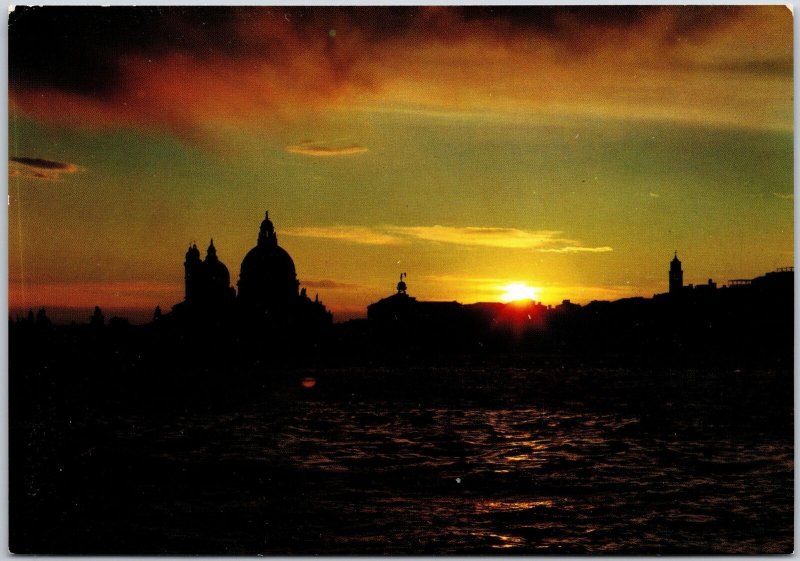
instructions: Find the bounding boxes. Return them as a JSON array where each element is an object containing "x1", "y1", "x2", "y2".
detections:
[
  {"x1": 173, "y1": 211, "x2": 331, "y2": 331},
  {"x1": 238, "y1": 211, "x2": 300, "y2": 313}
]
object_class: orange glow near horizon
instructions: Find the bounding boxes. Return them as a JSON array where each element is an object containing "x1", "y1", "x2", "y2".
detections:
[{"x1": 8, "y1": 281, "x2": 183, "y2": 313}]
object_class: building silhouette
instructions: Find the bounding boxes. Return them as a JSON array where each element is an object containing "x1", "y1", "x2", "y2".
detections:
[
  {"x1": 172, "y1": 211, "x2": 331, "y2": 334},
  {"x1": 365, "y1": 274, "x2": 554, "y2": 355},
  {"x1": 367, "y1": 273, "x2": 415, "y2": 324},
  {"x1": 367, "y1": 274, "x2": 462, "y2": 327},
  {"x1": 183, "y1": 239, "x2": 236, "y2": 310},
  {"x1": 669, "y1": 252, "x2": 683, "y2": 295},
  {"x1": 237, "y1": 211, "x2": 301, "y2": 316}
]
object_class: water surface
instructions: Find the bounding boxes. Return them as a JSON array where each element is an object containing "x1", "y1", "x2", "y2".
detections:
[{"x1": 12, "y1": 367, "x2": 793, "y2": 553}]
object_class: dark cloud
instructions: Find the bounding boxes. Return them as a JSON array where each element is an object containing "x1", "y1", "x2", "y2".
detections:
[
  {"x1": 9, "y1": 157, "x2": 81, "y2": 180},
  {"x1": 11, "y1": 157, "x2": 77, "y2": 171},
  {"x1": 9, "y1": 6, "x2": 236, "y2": 94},
  {"x1": 8, "y1": 6, "x2": 743, "y2": 96},
  {"x1": 687, "y1": 57, "x2": 793, "y2": 77},
  {"x1": 450, "y1": 5, "x2": 735, "y2": 39}
]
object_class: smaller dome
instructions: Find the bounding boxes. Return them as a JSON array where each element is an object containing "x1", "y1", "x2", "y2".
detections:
[
  {"x1": 203, "y1": 257, "x2": 230, "y2": 286},
  {"x1": 203, "y1": 239, "x2": 230, "y2": 288}
]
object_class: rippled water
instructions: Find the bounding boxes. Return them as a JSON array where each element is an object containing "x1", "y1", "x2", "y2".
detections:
[{"x1": 14, "y1": 367, "x2": 793, "y2": 553}]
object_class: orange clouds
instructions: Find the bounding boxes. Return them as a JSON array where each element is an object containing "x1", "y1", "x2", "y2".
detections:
[
  {"x1": 10, "y1": 7, "x2": 381, "y2": 137},
  {"x1": 9, "y1": 6, "x2": 793, "y2": 138},
  {"x1": 370, "y1": 6, "x2": 792, "y2": 131}
]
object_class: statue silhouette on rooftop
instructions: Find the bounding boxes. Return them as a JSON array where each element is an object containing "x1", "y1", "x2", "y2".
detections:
[{"x1": 397, "y1": 272, "x2": 407, "y2": 294}]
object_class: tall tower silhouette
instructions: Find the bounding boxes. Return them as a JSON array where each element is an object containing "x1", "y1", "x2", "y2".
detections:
[
  {"x1": 184, "y1": 243, "x2": 202, "y2": 303},
  {"x1": 669, "y1": 252, "x2": 683, "y2": 295}
]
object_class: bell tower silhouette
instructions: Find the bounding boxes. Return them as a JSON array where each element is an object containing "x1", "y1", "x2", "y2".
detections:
[{"x1": 669, "y1": 251, "x2": 683, "y2": 295}]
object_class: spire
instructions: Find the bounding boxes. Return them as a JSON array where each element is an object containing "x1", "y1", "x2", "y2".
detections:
[{"x1": 206, "y1": 238, "x2": 217, "y2": 259}]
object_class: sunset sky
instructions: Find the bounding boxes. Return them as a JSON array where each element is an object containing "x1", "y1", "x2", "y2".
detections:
[{"x1": 8, "y1": 6, "x2": 793, "y2": 322}]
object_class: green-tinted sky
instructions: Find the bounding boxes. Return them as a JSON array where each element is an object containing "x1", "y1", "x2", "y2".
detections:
[{"x1": 8, "y1": 6, "x2": 793, "y2": 321}]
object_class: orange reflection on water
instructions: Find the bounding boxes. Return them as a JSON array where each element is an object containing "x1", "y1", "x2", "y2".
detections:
[
  {"x1": 488, "y1": 533, "x2": 526, "y2": 549},
  {"x1": 301, "y1": 377, "x2": 317, "y2": 388},
  {"x1": 475, "y1": 499, "x2": 555, "y2": 514},
  {"x1": 504, "y1": 454, "x2": 532, "y2": 462}
]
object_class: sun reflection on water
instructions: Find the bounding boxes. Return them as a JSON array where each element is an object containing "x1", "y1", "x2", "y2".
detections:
[
  {"x1": 504, "y1": 454, "x2": 532, "y2": 462},
  {"x1": 475, "y1": 499, "x2": 555, "y2": 514},
  {"x1": 488, "y1": 533, "x2": 526, "y2": 549}
]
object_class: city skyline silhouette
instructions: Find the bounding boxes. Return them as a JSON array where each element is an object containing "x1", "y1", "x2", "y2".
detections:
[
  {"x1": 10, "y1": 205, "x2": 793, "y2": 323},
  {"x1": 8, "y1": 208, "x2": 794, "y2": 326},
  {"x1": 11, "y1": 208, "x2": 792, "y2": 367}
]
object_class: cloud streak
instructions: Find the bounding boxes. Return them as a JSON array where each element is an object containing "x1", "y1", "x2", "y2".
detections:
[
  {"x1": 302, "y1": 279, "x2": 361, "y2": 289},
  {"x1": 386, "y1": 226, "x2": 564, "y2": 249},
  {"x1": 284, "y1": 224, "x2": 612, "y2": 253},
  {"x1": 287, "y1": 141, "x2": 368, "y2": 157},
  {"x1": 535, "y1": 246, "x2": 614, "y2": 254},
  {"x1": 283, "y1": 226, "x2": 403, "y2": 246},
  {"x1": 9, "y1": 156, "x2": 81, "y2": 180}
]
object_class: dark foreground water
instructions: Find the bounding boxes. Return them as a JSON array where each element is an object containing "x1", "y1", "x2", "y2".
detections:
[{"x1": 11, "y1": 366, "x2": 793, "y2": 553}]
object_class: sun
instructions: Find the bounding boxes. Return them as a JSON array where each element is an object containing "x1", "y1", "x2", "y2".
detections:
[{"x1": 499, "y1": 282, "x2": 541, "y2": 303}]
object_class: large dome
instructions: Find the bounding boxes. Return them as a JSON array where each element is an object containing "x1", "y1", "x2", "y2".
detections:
[{"x1": 237, "y1": 211, "x2": 300, "y2": 310}]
